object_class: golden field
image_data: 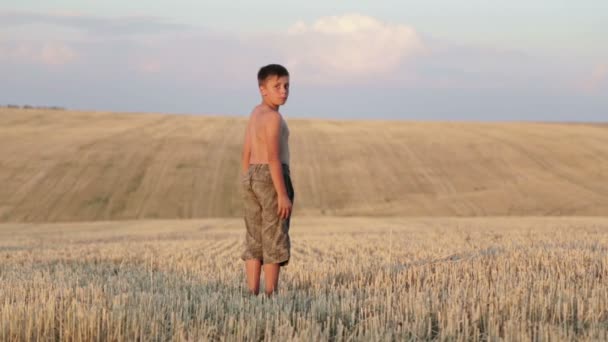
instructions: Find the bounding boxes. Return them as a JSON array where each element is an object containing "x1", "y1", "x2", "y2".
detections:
[
  {"x1": 1, "y1": 108, "x2": 607, "y2": 340},
  {"x1": 1, "y1": 216, "x2": 607, "y2": 341},
  {"x1": 1, "y1": 108, "x2": 607, "y2": 222}
]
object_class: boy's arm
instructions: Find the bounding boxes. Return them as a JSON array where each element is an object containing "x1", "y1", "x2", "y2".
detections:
[
  {"x1": 241, "y1": 120, "x2": 252, "y2": 175},
  {"x1": 264, "y1": 112, "x2": 288, "y2": 198}
]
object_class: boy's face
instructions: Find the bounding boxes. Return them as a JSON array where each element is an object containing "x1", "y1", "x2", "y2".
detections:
[{"x1": 260, "y1": 75, "x2": 290, "y2": 106}]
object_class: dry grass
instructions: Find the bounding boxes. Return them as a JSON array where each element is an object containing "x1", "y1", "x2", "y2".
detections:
[
  {"x1": 1, "y1": 216, "x2": 608, "y2": 341},
  {"x1": 1, "y1": 107, "x2": 608, "y2": 222}
]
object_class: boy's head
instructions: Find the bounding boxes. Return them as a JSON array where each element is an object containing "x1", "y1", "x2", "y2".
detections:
[
  {"x1": 257, "y1": 64, "x2": 289, "y2": 87},
  {"x1": 258, "y1": 64, "x2": 290, "y2": 106}
]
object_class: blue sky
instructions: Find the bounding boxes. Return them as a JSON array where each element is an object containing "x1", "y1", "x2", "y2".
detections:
[{"x1": 1, "y1": 1, "x2": 607, "y2": 121}]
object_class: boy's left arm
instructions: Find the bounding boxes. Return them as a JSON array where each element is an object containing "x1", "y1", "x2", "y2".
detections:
[{"x1": 241, "y1": 120, "x2": 251, "y2": 175}]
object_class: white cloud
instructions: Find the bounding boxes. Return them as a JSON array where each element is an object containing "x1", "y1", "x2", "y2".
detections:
[
  {"x1": 39, "y1": 41, "x2": 78, "y2": 65},
  {"x1": 579, "y1": 64, "x2": 608, "y2": 93},
  {"x1": 0, "y1": 40, "x2": 78, "y2": 65},
  {"x1": 1, "y1": 11, "x2": 605, "y2": 120},
  {"x1": 283, "y1": 13, "x2": 426, "y2": 83},
  {"x1": 0, "y1": 10, "x2": 189, "y2": 36},
  {"x1": 0, "y1": 10, "x2": 596, "y2": 96}
]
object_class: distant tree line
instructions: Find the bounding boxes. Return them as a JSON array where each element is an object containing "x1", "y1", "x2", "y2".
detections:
[{"x1": 2, "y1": 104, "x2": 66, "y2": 110}]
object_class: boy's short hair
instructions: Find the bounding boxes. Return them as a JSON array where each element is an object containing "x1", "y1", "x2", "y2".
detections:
[{"x1": 257, "y1": 64, "x2": 289, "y2": 87}]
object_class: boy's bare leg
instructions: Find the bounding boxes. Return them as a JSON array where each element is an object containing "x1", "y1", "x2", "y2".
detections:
[
  {"x1": 245, "y1": 259, "x2": 262, "y2": 295},
  {"x1": 263, "y1": 263, "x2": 280, "y2": 296}
]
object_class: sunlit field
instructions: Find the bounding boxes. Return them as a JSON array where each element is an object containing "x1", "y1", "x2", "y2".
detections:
[
  {"x1": 2, "y1": 108, "x2": 608, "y2": 223},
  {"x1": 2, "y1": 216, "x2": 607, "y2": 341}
]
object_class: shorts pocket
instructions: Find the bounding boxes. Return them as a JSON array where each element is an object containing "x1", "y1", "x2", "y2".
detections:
[{"x1": 252, "y1": 168, "x2": 273, "y2": 184}]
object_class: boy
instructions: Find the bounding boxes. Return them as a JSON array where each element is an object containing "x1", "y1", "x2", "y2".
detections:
[{"x1": 240, "y1": 64, "x2": 295, "y2": 297}]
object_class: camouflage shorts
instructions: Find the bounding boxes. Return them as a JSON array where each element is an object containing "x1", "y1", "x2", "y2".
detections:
[{"x1": 240, "y1": 163, "x2": 295, "y2": 267}]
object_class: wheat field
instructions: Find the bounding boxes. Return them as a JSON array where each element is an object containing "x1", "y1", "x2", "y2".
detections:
[
  {"x1": 1, "y1": 108, "x2": 608, "y2": 340},
  {"x1": 1, "y1": 216, "x2": 608, "y2": 341},
  {"x1": 1, "y1": 108, "x2": 608, "y2": 222}
]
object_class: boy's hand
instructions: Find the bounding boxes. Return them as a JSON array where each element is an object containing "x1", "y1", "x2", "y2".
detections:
[{"x1": 277, "y1": 194, "x2": 292, "y2": 219}]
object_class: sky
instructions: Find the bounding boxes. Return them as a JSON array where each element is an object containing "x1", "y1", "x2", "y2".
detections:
[{"x1": 1, "y1": 1, "x2": 607, "y2": 122}]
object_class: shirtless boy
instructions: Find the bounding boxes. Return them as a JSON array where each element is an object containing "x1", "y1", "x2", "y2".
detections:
[{"x1": 240, "y1": 64, "x2": 294, "y2": 297}]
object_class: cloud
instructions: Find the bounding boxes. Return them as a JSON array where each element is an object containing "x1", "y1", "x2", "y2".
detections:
[
  {"x1": 0, "y1": 10, "x2": 189, "y2": 36},
  {"x1": 282, "y1": 13, "x2": 426, "y2": 83},
  {"x1": 1, "y1": 11, "x2": 605, "y2": 121},
  {"x1": 39, "y1": 41, "x2": 78, "y2": 65},
  {"x1": 0, "y1": 9, "x2": 194, "y2": 70},
  {"x1": 0, "y1": 10, "x2": 594, "y2": 96},
  {"x1": 113, "y1": 13, "x2": 427, "y2": 85},
  {"x1": 136, "y1": 59, "x2": 162, "y2": 74},
  {"x1": 0, "y1": 40, "x2": 78, "y2": 65},
  {"x1": 578, "y1": 64, "x2": 608, "y2": 93},
  {"x1": 404, "y1": 39, "x2": 552, "y2": 90}
]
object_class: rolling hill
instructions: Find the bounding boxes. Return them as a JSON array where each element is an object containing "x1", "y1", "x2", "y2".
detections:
[{"x1": 1, "y1": 107, "x2": 607, "y2": 222}]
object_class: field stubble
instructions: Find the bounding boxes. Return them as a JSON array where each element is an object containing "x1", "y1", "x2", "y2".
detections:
[{"x1": 1, "y1": 216, "x2": 608, "y2": 341}]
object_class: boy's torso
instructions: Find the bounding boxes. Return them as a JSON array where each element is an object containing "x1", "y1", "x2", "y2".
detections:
[{"x1": 248, "y1": 106, "x2": 290, "y2": 165}]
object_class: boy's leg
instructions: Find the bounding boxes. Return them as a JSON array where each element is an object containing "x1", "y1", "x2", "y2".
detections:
[
  {"x1": 241, "y1": 167, "x2": 264, "y2": 295},
  {"x1": 245, "y1": 259, "x2": 262, "y2": 295},
  {"x1": 263, "y1": 263, "x2": 280, "y2": 296},
  {"x1": 254, "y1": 164, "x2": 295, "y2": 296},
  {"x1": 254, "y1": 165, "x2": 292, "y2": 268}
]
